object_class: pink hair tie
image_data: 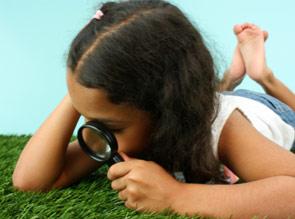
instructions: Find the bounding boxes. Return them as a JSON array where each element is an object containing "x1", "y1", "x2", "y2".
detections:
[{"x1": 93, "y1": 10, "x2": 104, "y2": 20}]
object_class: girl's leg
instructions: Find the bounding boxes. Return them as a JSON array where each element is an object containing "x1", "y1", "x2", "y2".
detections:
[
  {"x1": 258, "y1": 73, "x2": 295, "y2": 112},
  {"x1": 219, "y1": 46, "x2": 245, "y2": 91},
  {"x1": 226, "y1": 89, "x2": 295, "y2": 127},
  {"x1": 219, "y1": 23, "x2": 267, "y2": 92},
  {"x1": 236, "y1": 23, "x2": 295, "y2": 111}
]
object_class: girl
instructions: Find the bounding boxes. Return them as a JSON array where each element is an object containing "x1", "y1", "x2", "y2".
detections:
[{"x1": 13, "y1": 0, "x2": 295, "y2": 218}]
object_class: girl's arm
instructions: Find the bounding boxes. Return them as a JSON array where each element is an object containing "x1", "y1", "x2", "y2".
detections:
[
  {"x1": 12, "y1": 94, "x2": 101, "y2": 192},
  {"x1": 258, "y1": 70, "x2": 295, "y2": 111},
  {"x1": 220, "y1": 67, "x2": 295, "y2": 111},
  {"x1": 172, "y1": 176, "x2": 295, "y2": 218},
  {"x1": 108, "y1": 110, "x2": 295, "y2": 218},
  {"x1": 173, "y1": 109, "x2": 295, "y2": 218},
  {"x1": 218, "y1": 69, "x2": 241, "y2": 92}
]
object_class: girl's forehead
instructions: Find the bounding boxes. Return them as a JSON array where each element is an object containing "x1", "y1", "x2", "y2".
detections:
[
  {"x1": 67, "y1": 72, "x2": 115, "y2": 113},
  {"x1": 66, "y1": 71, "x2": 143, "y2": 122}
]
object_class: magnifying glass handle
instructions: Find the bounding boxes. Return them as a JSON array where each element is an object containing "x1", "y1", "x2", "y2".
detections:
[{"x1": 107, "y1": 152, "x2": 124, "y2": 166}]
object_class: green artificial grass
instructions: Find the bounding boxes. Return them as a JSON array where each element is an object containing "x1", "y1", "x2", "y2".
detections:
[{"x1": 1, "y1": 135, "x2": 213, "y2": 219}]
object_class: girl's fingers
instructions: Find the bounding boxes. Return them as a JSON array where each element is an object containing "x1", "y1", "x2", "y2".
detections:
[
  {"x1": 118, "y1": 189, "x2": 128, "y2": 201},
  {"x1": 107, "y1": 162, "x2": 130, "y2": 180},
  {"x1": 118, "y1": 151, "x2": 132, "y2": 161},
  {"x1": 111, "y1": 177, "x2": 127, "y2": 191},
  {"x1": 107, "y1": 153, "x2": 137, "y2": 180},
  {"x1": 107, "y1": 159, "x2": 136, "y2": 180}
]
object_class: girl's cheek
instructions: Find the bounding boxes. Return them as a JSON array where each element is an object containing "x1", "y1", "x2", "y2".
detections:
[
  {"x1": 117, "y1": 137, "x2": 144, "y2": 157},
  {"x1": 116, "y1": 135, "x2": 131, "y2": 153}
]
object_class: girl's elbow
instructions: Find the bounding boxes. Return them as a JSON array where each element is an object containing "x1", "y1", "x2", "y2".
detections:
[{"x1": 12, "y1": 172, "x2": 51, "y2": 192}]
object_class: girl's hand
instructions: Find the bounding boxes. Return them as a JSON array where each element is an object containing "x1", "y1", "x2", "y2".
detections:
[{"x1": 107, "y1": 153, "x2": 182, "y2": 213}]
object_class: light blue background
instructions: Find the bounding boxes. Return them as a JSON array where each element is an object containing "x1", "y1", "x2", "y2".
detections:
[{"x1": 1, "y1": 0, "x2": 294, "y2": 135}]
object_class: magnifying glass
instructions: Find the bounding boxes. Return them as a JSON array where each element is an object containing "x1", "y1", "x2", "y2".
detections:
[{"x1": 77, "y1": 120, "x2": 123, "y2": 166}]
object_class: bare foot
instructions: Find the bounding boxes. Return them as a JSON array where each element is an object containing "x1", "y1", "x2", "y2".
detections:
[
  {"x1": 223, "y1": 46, "x2": 246, "y2": 90},
  {"x1": 234, "y1": 23, "x2": 272, "y2": 83},
  {"x1": 220, "y1": 36, "x2": 247, "y2": 91},
  {"x1": 225, "y1": 23, "x2": 268, "y2": 85}
]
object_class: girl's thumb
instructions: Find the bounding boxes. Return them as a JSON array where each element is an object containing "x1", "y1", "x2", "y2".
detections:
[{"x1": 118, "y1": 151, "x2": 133, "y2": 161}]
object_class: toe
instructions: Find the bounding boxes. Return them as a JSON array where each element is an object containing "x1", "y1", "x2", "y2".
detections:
[
  {"x1": 233, "y1": 24, "x2": 243, "y2": 35},
  {"x1": 263, "y1": 31, "x2": 269, "y2": 41},
  {"x1": 241, "y1": 22, "x2": 254, "y2": 30}
]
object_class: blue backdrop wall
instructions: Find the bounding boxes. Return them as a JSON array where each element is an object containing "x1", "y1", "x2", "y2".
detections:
[{"x1": 1, "y1": 0, "x2": 294, "y2": 134}]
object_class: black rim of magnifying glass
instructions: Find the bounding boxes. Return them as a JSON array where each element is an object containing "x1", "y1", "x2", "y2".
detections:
[{"x1": 77, "y1": 120, "x2": 119, "y2": 163}]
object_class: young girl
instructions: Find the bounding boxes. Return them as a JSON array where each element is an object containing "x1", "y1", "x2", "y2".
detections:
[{"x1": 13, "y1": 0, "x2": 295, "y2": 218}]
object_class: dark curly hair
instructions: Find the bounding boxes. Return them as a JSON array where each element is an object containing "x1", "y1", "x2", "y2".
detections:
[{"x1": 67, "y1": 0, "x2": 226, "y2": 183}]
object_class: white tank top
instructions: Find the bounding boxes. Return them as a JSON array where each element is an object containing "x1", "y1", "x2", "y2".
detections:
[{"x1": 211, "y1": 93, "x2": 295, "y2": 161}]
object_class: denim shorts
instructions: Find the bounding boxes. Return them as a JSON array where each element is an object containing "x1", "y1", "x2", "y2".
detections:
[{"x1": 223, "y1": 89, "x2": 295, "y2": 151}]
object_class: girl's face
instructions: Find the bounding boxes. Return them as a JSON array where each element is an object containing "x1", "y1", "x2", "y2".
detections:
[{"x1": 67, "y1": 71, "x2": 153, "y2": 157}]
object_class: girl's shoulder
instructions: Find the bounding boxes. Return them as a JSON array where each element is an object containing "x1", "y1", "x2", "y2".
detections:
[
  {"x1": 217, "y1": 108, "x2": 295, "y2": 182},
  {"x1": 211, "y1": 93, "x2": 295, "y2": 161}
]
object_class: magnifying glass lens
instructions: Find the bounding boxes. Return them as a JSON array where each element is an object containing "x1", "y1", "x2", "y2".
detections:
[
  {"x1": 82, "y1": 127, "x2": 112, "y2": 160},
  {"x1": 78, "y1": 120, "x2": 123, "y2": 165}
]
